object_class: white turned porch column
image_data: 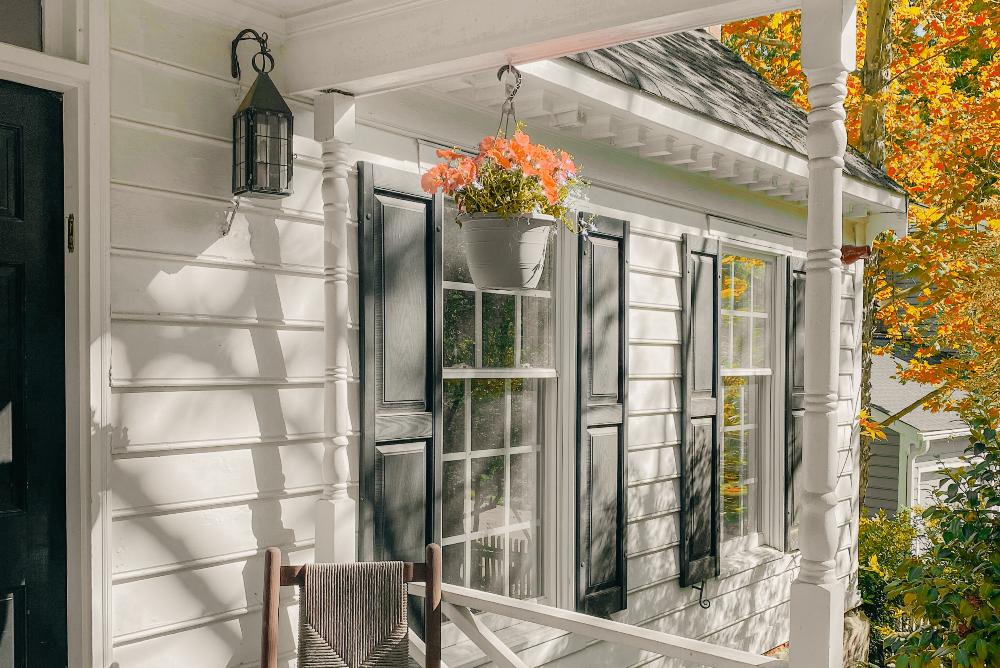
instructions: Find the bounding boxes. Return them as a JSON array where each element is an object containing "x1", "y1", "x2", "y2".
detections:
[
  {"x1": 314, "y1": 91, "x2": 357, "y2": 562},
  {"x1": 790, "y1": 1, "x2": 856, "y2": 666}
]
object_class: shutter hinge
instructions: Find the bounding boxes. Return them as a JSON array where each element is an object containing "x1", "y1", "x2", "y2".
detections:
[{"x1": 67, "y1": 214, "x2": 75, "y2": 253}]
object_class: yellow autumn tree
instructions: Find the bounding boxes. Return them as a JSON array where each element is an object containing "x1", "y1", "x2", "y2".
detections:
[{"x1": 724, "y1": 1, "x2": 1000, "y2": 502}]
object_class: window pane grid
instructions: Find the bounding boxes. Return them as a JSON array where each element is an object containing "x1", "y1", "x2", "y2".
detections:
[
  {"x1": 720, "y1": 253, "x2": 773, "y2": 545},
  {"x1": 441, "y1": 378, "x2": 544, "y2": 598}
]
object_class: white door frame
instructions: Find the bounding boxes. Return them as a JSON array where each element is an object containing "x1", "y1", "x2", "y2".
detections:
[{"x1": 0, "y1": 0, "x2": 112, "y2": 665}]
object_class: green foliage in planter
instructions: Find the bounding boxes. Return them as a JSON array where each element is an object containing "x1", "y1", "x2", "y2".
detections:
[
  {"x1": 859, "y1": 509, "x2": 919, "y2": 665},
  {"x1": 887, "y1": 427, "x2": 1000, "y2": 668},
  {"x1": 421, "y1": 127, "x2": 588, "y2": 232}
]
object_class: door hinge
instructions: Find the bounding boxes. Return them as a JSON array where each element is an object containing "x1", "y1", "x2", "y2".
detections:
[{"x1": 67, "y1": 214, "x2": 75, "y2": 253}]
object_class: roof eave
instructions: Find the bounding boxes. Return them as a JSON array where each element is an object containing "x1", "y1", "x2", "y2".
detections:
[{"x1": 521, "y1": 58, "x2": 906, "y2": 214}]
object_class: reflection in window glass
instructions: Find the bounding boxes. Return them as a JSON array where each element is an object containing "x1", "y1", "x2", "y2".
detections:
[
  {"x1": 721, "y1": 255, "x2": 770, "y2": 370},
  {"x1": 471, "y1": 379, "x2": 505, "y2": 451},
  {"x1": 443, "y1": 199, "x2": 472, "y2": 283},
  {"x1": 482, "y1": 292, "x2": 515, "y2": 367},
  {"x1": 722, "y1": 376, "x2": 760, "y2": 540},
  {"x1": 720, "y1": 254, "x2": 772, "y2": 544},
  {"x1": 443, "y1": 380, "x2": 466, "y2": 454},
  {"x1": 521, "y1": 296, "x2": 553, "y2": 368},
  {"x1": 444, "y1": 289, "x2": 475, "y2": 367},
  {"x1": 440, "y1": 379, "x2": 545, "y2": 599},
  {"x1": 440, "y1": 197, "x2": 553, "y2": 600}
]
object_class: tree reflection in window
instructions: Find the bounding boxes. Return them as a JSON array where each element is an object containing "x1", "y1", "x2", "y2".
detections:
[
  {"x1": 720, "y1": 254, "x2": 772, "y2": 542},
  {"x1": 440, "y1": 199, "x2": 553, "y2": 599}
]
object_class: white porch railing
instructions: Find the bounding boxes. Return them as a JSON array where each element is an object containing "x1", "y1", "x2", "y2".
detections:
[{"x1": 409, "y1": 582, "x2": 787, "y2": 668}]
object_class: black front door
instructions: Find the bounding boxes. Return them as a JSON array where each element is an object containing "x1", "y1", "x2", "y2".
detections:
[{"x1": 0, "y1": 79, "x2": 67, "y2": 668}]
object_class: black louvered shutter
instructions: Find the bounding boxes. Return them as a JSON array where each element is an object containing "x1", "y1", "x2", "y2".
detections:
[
  {"x1": 785, "y1": 257, "x2": 806, "y2": 551},
  {"x1": 576, "y1": 215, "x2": 629, "y2": 617},
  {"x1": 358, "y1": 162, "x2": 442, "y2": 564},
  {"x1": 679, "y1": 234, "x2": 722, "y2": 587}
]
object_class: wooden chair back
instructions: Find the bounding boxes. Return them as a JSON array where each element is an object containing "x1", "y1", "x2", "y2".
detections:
[{"x1": 260, "y1": 543, "x2": 442, "y2": 668}]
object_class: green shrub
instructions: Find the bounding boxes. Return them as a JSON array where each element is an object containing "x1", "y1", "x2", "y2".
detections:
[
  {"x1": 859, "y1": 509, "x2": 918, "y2": 664},
  {"x1": 887, "y1": 427, "x2": 1000, "y2": 668}
]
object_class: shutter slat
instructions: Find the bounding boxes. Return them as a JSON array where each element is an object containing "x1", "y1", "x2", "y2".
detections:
[
  {"x1": 785, "y1": 257, "x2": 806, "y2": 552},
  {"x1": 359, "y1": 162, "x2": 442, "y2": 564},
  {"x1": 679, "y1": 234, "x2": 722, "y2": 587},
  {"x1": 577, "y1": 215, "x2": 629, "y2": 617}
]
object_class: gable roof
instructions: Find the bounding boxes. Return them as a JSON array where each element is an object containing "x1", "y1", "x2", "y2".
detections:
[
  {"x1": 568, "y1": 30, "x2": 905, "y2": 195},
  {"x1": 870, "y1": 355, "x2": 968, "y2": 435}
]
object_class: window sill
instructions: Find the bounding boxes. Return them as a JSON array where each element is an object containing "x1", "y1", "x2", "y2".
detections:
[{"x1": 719, "y1": 545, "x2": 792, "y2": 579}]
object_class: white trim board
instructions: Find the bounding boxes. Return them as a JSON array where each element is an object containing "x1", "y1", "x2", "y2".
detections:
[{"x1": 0, "y1": 1, "x2": 113, "y2": 664}]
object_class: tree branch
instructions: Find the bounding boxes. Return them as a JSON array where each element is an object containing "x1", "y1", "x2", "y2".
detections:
[
  {"x1": 737, "y1": 33, "x2": 795, "y2": 50},
  {"x1": 877, "y1": 385, "x2": 949, "y2": 430},
  {"x1": 883, "y1": 32, "x2": 978, "y2": 89}
]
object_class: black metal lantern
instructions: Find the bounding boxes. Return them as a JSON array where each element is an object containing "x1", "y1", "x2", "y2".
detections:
[{"x1": 231, "y1": 29, "x2": 293, "y2": 198}]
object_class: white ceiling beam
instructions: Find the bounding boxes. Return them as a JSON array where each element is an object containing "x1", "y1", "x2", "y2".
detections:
[{"x1": 282, "y1": 0, "x2": 801, "y2": 95}]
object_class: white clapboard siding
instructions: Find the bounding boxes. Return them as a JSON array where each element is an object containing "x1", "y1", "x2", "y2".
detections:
[
  {"x1": 703, "y1": 598, "x2": 790, "y2": 660},
  {"x1": 626, "y1": 550, "x2": 795, "y2": 626},
  {"x1": 110, "y1": 255, "x2": 343, "y2": 324},
  {"x1": 108, "y1": 385, "x2": 339, "y2": 449},
  {"x1": 629, "y1": 412, "x2": 682, "y2": 448},
  {"x1": 110, "y1": 185, "x2": 343, "y2": 272},
  {"x1": 629, "y1": 343, "x2": 681, "y2": 377},
  {"x1": 627, "y1": 547, "x2": 680, "y2": 591},
  {"x1": 112, "y1": 602, "x2": 298, "y2": 668},
  {"x1": 628, "y1": 444, "x2": 679, "y2": 483},
  {"x1": 111, "y1": 493, "x2": 318, "y2": 575},
  {"x1": 111, "y1": 322, "x2": 334, "y2": 384},
  {"x1": 629, "y1": 272, "x2": 682, "y2": 310},
  {"x1": 111, "y1": 439, "x2": 329, "y2": 512},
  {"x1": 627, "y1": 513, "x2": 681, "y2": 556},
  {"x1": 629, "y1": 379, "x2": 682, "y2": 414},
  {"x1": 109, "y1": 0, "x2": 250, "y2": 82},
  {"x1": 113, "y1": 544, "x2": 314, "y2": 638},
  {"x1": 630, "y1": 307, "x2": 682, "y2": 343},
  {"x1": 111, "y1": 120, "x2": 326, "y2": 214},
  {"x1": 628, "y1": 479, "x2": 681, "y2": 522},
  {"x1": 539, "y1": 565, "x2": 798, "y2": 667},
  {"x1": 111, "y1": 51, "x2": 238, "y2": 141},
  {"x1": 629, "y1": 233, "x2": 683, "y2": 274}
]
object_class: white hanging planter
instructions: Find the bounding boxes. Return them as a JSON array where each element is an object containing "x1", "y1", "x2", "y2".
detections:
[{"x1": 459, "y1": 212, "x2": 555, "y2": 290}]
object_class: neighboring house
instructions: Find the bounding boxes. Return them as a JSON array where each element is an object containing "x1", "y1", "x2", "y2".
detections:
[
  {"x1": 865, "y1": 355, "x2": 971, "y2": 514},
  {"x1": 0, "y1": 2, "x2": 907, "y2": 667}
]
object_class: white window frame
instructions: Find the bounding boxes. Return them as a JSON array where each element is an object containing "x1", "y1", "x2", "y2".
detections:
[
  {"x1": 718, "y1": 244, "x2": 788, "y2": 555},
  {"x1": 439, "y1": 226, "x2": 569, "y2": 607}
]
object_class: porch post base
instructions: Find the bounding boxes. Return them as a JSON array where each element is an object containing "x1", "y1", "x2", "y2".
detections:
[
  {"x1": 789, "y1": 579, "x2": 845, "y2": 668},
  {"x1": 314, "y1": 495, "x2": 357, "y2": 562}
]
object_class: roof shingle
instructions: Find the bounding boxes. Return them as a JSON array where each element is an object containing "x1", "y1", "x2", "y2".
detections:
[{"x1": 568, "y1": 30, "x2": 905, "y2": 194}]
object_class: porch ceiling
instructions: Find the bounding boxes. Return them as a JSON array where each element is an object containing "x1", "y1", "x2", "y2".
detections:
[
  {"x1": 267, "y1": 0, "x2": 801, "y2": 95},
  {"x1": 423, "y1": 61, "x2": 904, "y2": 218}
]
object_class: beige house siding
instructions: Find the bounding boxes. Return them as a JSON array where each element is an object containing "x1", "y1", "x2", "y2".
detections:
[{"x1": 106, "y1": 1, "x2": 866, "y2": 665}]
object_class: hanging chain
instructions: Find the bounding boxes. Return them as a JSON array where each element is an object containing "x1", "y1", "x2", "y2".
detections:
[{"x1": 495, "y1": 64, "x2": 522, "y2": 138}]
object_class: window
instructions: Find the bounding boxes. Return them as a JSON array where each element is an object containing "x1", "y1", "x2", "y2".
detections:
[
  {"x1": 720, "y1": 253, "x2": 774, "y2": 545},
  {"x1": 440, "y1": 201, "x2": 555, "y2": 599}
]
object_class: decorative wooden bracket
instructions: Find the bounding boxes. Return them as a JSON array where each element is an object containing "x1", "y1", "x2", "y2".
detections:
[{"x1": 841, "y1": 244, "x2": 870, "y2": 265}]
